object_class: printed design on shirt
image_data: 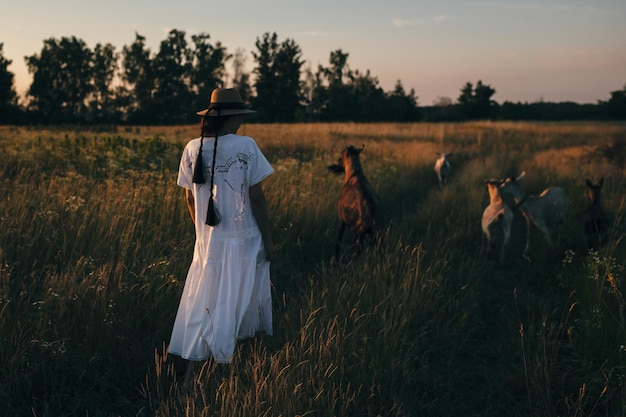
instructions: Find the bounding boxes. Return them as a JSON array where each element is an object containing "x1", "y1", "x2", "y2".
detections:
[{"x1": 216, "y1": 152, "x2": 252, "y2": 221}]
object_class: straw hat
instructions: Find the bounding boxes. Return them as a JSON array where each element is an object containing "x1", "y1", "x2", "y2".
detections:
[{"x1": 196, "y1": 88, "x2": 256, "y2": 117}]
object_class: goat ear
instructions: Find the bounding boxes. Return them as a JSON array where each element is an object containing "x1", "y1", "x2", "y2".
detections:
[
  {"x1": 599, "y1": 178, "x2": 604, "y2": 187},
  {"x1": 585, "y1": 179, "x2": 593, "y2": 187}
]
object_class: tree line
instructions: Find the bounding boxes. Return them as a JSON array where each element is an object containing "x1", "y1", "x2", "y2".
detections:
[{"x1": 0, "y1": 31, "x2": 624, "y2": 125}]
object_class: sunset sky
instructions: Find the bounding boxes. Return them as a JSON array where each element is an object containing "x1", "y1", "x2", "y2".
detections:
[{"x1": 2, "y1": 0, "x2": 625, "y2": 105}]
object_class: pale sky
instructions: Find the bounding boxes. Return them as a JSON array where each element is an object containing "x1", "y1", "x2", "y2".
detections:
[{"x1": 2, "y1": 0, "x2": 625, "y2": 105}]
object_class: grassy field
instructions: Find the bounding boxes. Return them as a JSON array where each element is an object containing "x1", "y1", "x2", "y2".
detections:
[{"x1": 1, "y1": 121, "x2": 625, "y2": 416}]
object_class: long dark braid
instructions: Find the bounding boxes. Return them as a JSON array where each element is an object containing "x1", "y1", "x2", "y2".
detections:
[
  {"x1": 191, "y1": 114, "x2": 221, "y2": 226},
  {"x1": 192, "y1": 117, "x2": 208, "y2": 184},
  {"x1": 205, "y1": 110, "x2": 221, "y2": 226}
]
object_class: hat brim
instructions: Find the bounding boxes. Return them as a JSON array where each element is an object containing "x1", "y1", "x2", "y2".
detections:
[{"x1": 196, "y1": 108, "x2": 257, "y2": 117}]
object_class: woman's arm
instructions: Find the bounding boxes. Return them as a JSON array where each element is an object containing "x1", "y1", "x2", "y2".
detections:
[
  {"x1": 185, "y1": 189, "x2": 195, "y2": 224},
  {"x1": 249, "y1": 182, "x2": 276, "y2": 260}
]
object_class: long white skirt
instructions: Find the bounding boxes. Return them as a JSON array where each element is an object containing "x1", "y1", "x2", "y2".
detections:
[{"x1": 168, "y1": 230, "x2": 272, "y2": 363}]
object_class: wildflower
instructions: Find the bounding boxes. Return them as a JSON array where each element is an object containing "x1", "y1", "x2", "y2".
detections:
[{"x1": 64, "y1": 195, "x2": 85, "y2": 212}]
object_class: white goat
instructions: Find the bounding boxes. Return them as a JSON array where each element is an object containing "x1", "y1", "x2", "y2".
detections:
[
  {"x1": 481, "y1": 179, "x2": 514, "y2": 263},
  {"x1": 499, "y1": 172, "x2": 568, "y2": 255},
  {"x1": 434, "y1": 152, "x2": 453, "y2": 188}
]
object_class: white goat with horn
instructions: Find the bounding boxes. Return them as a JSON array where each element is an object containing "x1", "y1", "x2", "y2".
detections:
[
  {"x1": 499, "y1": 172, "x2": 568, "y2": 255},
  {"x1": 434, "y1": 152, "x2": 453, "y2": 188},
  {"x1": 481, "y1": 179, "x2": 514, "y2": 263}
]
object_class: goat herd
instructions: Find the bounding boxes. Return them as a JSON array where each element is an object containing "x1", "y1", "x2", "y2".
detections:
[{"x1": 328, "y1": 146, "x2": 614, "y2": 263}]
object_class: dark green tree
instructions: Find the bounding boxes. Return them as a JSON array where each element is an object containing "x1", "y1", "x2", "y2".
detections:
[
  {"x1": 318, "y1": 49, "x2": 355, "y2": 121},
  {"x1": 301, "y1": 64, "x2": 325, "y2": 120},
  {"x1": 605, "y1": 84, "x2": 626, "y2": 120},
  {"x1": 252, "y1": 32, "x2": 304, "y2": 122},
  {"x1": 152, "y1": 29, "x2": 192, "y2": 124},
  {"x1": 474, "y1": 80, "x2": 496, "y2": 118},
  {"x1": 120, "y1": 33, "x2": 155, "y2": 123},
  {"x1": 315, "y1": 49, "x2": 354, "y2": 121},
  {"x1": 119, "y1": 31, "x2": 231, "y2": 124},
  {"x1": 326, "y1": 49, "x2": 351, "y2": 87},
  {"x1": 350, "y1": 69, "x2": 385, "y2": 121},
  {"x1": 251, "y1": 32, "x2": 278, "y2": 121},
  {"x1": 384, "y1": 80, "x2": 419, "y2": 122},
  {"x1": 312, "y1": 49, "x2": 411, "y2": 122},
  {"x1": 0, "y1": 43, "x2": 20, "y2": 124},
  {"x1": 189, "y1": 33, "x2": 230, "y2": 116},
  {"x1": 231, "y1": 48, "x2": 252, "y2": 106},
  {"x1": 273, "y1": 38, "x2": 304, "y2": 121},
  {"x1": 26, "y1": 36, "x2": 93, "y2": 123},
  {"x1": 458, "y1": 82, "x2": 474, "y2": 116},
  {"x1": 424, "y1": 96, "x2": 461, "y2": 122},
  {"x1": 457, "y1": 80, "x2": 496, "y2": 120},
  {"x1": 90, "y1": 42, "x2": 118, "y2": 123}
]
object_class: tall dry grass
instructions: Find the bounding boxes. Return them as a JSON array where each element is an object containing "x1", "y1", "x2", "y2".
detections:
[{"x1": 1, "y1": 122, "x2": 625, "y2": 416}]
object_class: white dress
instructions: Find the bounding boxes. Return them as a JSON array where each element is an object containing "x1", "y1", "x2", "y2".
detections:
[{"x1": 169, "y1": 133, "x2": 274, "y2": 363}]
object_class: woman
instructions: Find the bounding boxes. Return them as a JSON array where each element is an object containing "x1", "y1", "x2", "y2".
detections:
[{"x1": 169, "y1": 88, "x2": 276, "y2": 371}]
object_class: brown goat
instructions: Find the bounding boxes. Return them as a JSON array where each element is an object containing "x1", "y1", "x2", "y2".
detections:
[
  {"x1": 328, "y1": 145, "x2": 381, "y2": 259},
  {"x1": 583, "y1": 178, "x2": 611, "y2": 249}
]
